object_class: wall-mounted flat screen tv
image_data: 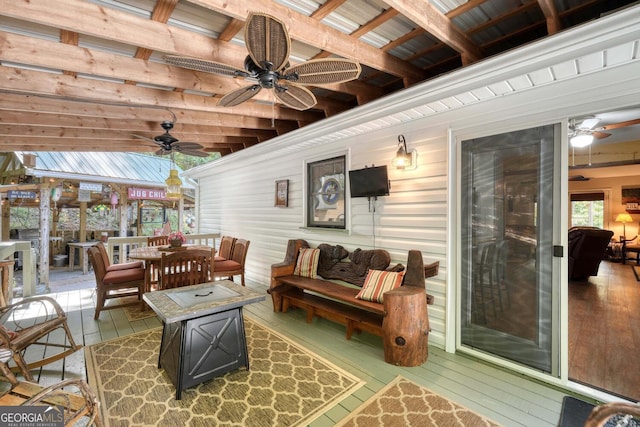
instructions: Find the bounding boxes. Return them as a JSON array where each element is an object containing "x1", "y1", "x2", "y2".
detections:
[{"x1": 348, "y1": 165, "x2": 390, "y2": 198}]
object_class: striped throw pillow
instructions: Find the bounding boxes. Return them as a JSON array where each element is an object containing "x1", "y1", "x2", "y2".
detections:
[
  {"x1": 355, "y1": 270, "x2": 404, "y2": 303},
  {"x1": 294, "y1": 248, "x2": 320, "y2": 278}
]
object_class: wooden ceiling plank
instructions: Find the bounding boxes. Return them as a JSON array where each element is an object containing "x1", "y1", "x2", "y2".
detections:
[
  {"x1": 1, "y1": 0, "x2": 251, "y2": 71},
  {"x1": 466, "y1": 1, "x2": 539, "y2": 36},
  {"x1": 381, "y1": 0, "x2": 483, "y2": 64},
  {"x1": 0, "y1": 66, "x2": 323, "y2": 122},
  {"x1": 0, "y1": 93, "x2": 296, "y2": 130},
  {"x1": 445, "y1": 0, "x2": 490, "y2": 19},
  {"x1": 351, "y1": 8, "x2": 399, "y2": 38},
  {"x1": 131, "y1": 0, "x2": 180, "y2": 65},
  {"x1": 537, "y1": 0, "x2": 562, "y2": 35},
  {"x1": 218, "y1": 18, "x2": 245, "y2": 41},
  {"x1": 310, "y1": 0, "x2": 347, "y2": 20}
]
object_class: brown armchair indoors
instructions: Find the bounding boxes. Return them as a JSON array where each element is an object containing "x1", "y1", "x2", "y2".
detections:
[{"x1": 568, "y1": 227, "x2": 614, "y2": 280}]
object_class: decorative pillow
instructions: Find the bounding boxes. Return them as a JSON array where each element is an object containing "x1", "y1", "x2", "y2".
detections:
[
  {"x1": 355, "y1": 270, "x2": 404, "y2": 303},
  {"x1": 294, "y1": 248, "x2": 320, "y2": 279}
]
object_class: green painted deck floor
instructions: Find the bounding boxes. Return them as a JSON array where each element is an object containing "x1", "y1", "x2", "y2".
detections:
[{"x1": 17, "y1": 278, "x2": 576, "y2": 427}]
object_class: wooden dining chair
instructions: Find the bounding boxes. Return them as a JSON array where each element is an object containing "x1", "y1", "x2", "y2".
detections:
[
  {"x1": 213, "y1": 239, "x2": 250, "y2": 286},
  {"x1": 0, "y1": 296, "x2": 82, "y2": 381},
  {"x1": 158, "y1": 248, "x2": 215, "y2": 290},
  {"x1": 216, "y1": 236, "x2": 236, "y2": 261},
  {"x1": 148, "y1": 235, "x2": 170, "y2": 246},
  {"x1": 95, "y1": 242, "x2": 144, "y2": 271},
  {"x1": 88, "y1": 246, "x2": 145, "y2": 320}
]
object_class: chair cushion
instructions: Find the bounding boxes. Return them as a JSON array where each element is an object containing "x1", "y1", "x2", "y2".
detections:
[
  {"x1": 214, "y1": 256, "x2": 227, "y2": 262},
  {"x1": 103, "y1": 268, "x2": 144, "y2": 285},
  {"x1": 294, "y1": 248, "x2": 320, "y2": 279},
  {"x1": 214, "y1": 260, "x2": 242, "y2": 272},
  {"x1": 106, "y1": 261, "x2": 144, "y2": 272},
  {"x1": 355, "y1": 270, "x2": 404, "y2": 303}
]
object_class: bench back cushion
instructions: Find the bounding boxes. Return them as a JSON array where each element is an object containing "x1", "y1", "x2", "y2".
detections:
[
  {"x1": 294, "y1": 248, "x2": 320, "y2": 278},
  {"x1": 356, "y1": 270, "x2": 404, "y2": 303}
]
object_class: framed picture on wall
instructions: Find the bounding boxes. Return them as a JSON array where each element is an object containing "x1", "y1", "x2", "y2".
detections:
[{"x1": 275, "y1": 179, "x2": 289, "y2": 207}]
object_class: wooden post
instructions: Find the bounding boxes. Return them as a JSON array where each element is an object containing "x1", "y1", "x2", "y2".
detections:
[
  {"x1": 79, "y1": 202, "x2": 87, "y2": 242},
  {"x1": 382, "y1": 286, "x2": 429, "y2": 366},
  {"x1": 39, "y1": 186, "x2": 50, "y2": 289}
]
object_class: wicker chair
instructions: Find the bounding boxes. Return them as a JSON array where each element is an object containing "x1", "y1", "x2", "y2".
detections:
[
  {"x1": 0, "y1": 348, "x2": 102, "y2": 426},
  {"x1": 158, "y1": 248, "x2": 215, "y2": 290},
  {"x1": 88, "y1": 246, "x2": 145, "y2": 320},
  {"x1": 0, "y1": 296, "x2": 82, "y2": 381},
  {"x1": 213, "y1": 239, "x2": 250, "y2": 286}
]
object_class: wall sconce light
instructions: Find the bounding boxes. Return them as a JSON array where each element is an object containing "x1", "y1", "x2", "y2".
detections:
[{"x1": 392, "y1": 135, "x2": 415, "y2": 170}]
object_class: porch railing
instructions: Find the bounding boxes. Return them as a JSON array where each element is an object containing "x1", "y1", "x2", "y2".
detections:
[{"x1": 105, "y1": 233, "x2": 220, "y2": 264}]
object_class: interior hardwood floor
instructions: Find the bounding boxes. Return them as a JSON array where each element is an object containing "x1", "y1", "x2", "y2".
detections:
[
  {"x1": 10, "y1": 273, "x2": 601, "y2": 427},
  {"x1": 568, "y1": 259, "x2": 640, "y2": 401}
]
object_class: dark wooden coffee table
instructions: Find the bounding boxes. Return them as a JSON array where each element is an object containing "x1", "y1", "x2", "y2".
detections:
[{"x1": 143, "y1": 280, "x2": 265, "y2": 399}]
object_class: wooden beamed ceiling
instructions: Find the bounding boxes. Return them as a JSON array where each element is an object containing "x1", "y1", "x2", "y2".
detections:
[{"x1": 0, "y1": 0, "x2": 636, "y2": 155}]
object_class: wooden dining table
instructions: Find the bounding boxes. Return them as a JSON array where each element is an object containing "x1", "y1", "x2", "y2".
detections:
[{"x1": 129, "y1": 244, "x2": 213, "y2": 292}]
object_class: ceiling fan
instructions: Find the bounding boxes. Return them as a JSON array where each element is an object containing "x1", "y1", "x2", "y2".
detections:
[
  {"x1": 132, "y1": 119, "x2": 209, "y2": 157},
  {"x1": 569, "y1": 116, "x2": 640, "y2": 147},
  {"x1": 163, "y1": 12, "x2": 362, "y2": 111}
]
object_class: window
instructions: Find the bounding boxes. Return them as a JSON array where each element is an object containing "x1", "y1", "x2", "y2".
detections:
[
  {"x1": 571, "y1": 192, "x2": 604, "y2": 228},
  {"x1": 306, "y1": 156, "x2": 345, "y2": 229}
]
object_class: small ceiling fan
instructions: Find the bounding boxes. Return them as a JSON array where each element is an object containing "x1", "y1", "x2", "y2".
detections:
[
  {"x1": 569, "y1": 116, "x2": 640, "y2": 147},
  {"x1": 132, "y1": 115, "x2": 209, "y2": 157},
  {"x1": 164, "y1": 12, "x2": 362, "y2": 111}
]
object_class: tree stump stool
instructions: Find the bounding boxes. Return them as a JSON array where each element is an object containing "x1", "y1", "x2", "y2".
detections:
[{"x1": 382, "y1": 286, "x2": 429, "y2": 366}]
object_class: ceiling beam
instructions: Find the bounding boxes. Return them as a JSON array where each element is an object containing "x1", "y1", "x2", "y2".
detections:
[
  {"x1": 0, "y1": 67, "x2": 323, "y2": 122},
  {"x1": 0, "y1": 31, "x2": 351, "y2": 114},
  {"x1": 381, "y1": 0, "x2": 483, "y2": 65},
  {"x1": 537, "y1": 0, "x2": 562, "y2": 35},
  {"x1": 0, "y1": 93, "x2": 294, "y2": 130}
]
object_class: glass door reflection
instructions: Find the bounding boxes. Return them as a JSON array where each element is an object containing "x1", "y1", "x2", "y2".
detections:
[{"x1": 460, "y1": 124, "x2": 558, "y2": 374}]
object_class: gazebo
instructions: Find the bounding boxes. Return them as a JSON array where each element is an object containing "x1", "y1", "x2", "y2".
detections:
[{"x1": 0, "y1": 151, "x2": 195, "y2": 292}]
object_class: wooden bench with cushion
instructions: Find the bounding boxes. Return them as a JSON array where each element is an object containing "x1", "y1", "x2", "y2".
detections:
[{"x1": 269, "y1": 239, "x2": 438, "y2": 366}]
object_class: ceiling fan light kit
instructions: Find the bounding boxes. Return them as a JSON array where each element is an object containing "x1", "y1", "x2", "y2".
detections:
[
  {"x1": 570, "y1": 133, "x2": 594, "y2": 147},
  {"x1": 164, "y1": 12, "x2": 361, "y2": 111}
]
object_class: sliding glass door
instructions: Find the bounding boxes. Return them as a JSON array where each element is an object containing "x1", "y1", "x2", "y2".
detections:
[{"x1": 459, "y1": 124, "x2": 560, "y2": 374}]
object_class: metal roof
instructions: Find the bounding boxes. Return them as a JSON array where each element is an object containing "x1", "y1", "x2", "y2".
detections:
[{"x1": 16, "y1": 151, "x2": 192, "y2": 189}]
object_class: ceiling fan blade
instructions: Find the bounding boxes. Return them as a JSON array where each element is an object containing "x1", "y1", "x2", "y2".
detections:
[
  {"x1": 592, "y1": 131, "x2": 611, "y2": 139},
  {"x1": 245, "y1": 12, "x2": 290, "y2": 71},
  {"x1": 275, "y1": 83, "x2": 317, "y2": 110},
  {"x1": 218, "y1": 85, "x2": 262, "y2": 107},
  {"x1": 173, "y1": 142, "x2": 204, "y2": 150},
  {"x1": 155, "y1": 148, "x2": 170, "y2": 156},
  {"x1": 132, "y1": 134, "x2": 163, "y2": 146},
  {"x1": 164, "y1": 55, "x2": 249, "y2": 78},
  {"x1": 285, "y1": 59, "x2": 362, "y2": 85},
  {"x1": 598, "y1": 118, "x2": 640, "y2": 131},
  {"x1": 175, "y1": 148, "x2": 210, "y2": 158}
]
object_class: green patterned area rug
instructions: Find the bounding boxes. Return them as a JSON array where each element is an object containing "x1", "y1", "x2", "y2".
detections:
[
  {"x1": 336, "y1": 375, "x2": 501, "y2": 427},
  {"x1": 85, "y1": 317, "x2": 364, "y2": 426}
]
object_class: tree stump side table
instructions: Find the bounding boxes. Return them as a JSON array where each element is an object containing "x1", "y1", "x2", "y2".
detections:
[{"x1": 382, "y1": 286, "x2": 429, "y2": 366}]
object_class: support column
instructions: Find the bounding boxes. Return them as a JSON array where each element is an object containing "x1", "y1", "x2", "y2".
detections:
[
  {"x1": 79, "y1": 202, "x2": 87, "y2": 242},
  {"x1": 39, "y1": 186, "x2": 50, "y2": 291}
]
